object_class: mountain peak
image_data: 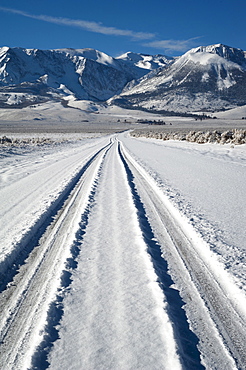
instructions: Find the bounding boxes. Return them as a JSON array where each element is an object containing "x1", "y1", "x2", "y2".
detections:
[
  {"x1": 112, "y1": 43, "x2": 246, "y2": 114},
  {"x1": 116, "y1": 51, "x2": 145, "y2": 62},
  {"x1": 189, "y1": 44, "x2": 246, "y2": 66}
]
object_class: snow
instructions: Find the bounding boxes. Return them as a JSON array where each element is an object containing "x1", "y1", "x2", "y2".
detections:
[
  {"x1": 116, "y1": 51, "x2": 172, "y2": 70},
  {"x1": 0, "y1": 100, "x2": 176, "y2": 127},
  {"x1": 185, "y1": 52, "x2": 238, "y2": 90},
  {"x1": 0, "y1": 46, "x2": 9, "y2": 58},
  {"x1": 183, "y1": 49, "x2": 239, "y2": 68},
  {"x1": 1, "y1": 47, "x2": 172, "y2": 106},
  {"x1": 120, "y1": 48, "x2": 241, "y2": 97},
  {"x1": 162, "y1": 49, "x2": 240, "y2": 92},
  {"x1": 56, "y1": 48, "x2": 118, "y2": 69},
  {"x1": 0, "y1": 135, "x2": 109, "y2": 275},
  {"x1": 120, "y1": 139, "x2": 245, "y2": 368},
  {"x1": 5, "y1": 93, "x2": 30, "y2": 105},
  {"x1": 48, "y1": 143, "x2": 181, "y2": 370},
  {"x1": 120, "y1": 133, "x2": 246, "y2": 292},
  {"x1": 115, "y1": 43, "x2": 246, "y2": 114},
  {"x1": 1, "y1": 116, "x2": 246, "y2": 369},
  {"x1": 214, "y1": 104, "x2": 246, "y2": 119}
]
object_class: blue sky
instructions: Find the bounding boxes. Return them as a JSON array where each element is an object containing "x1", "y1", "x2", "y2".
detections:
[{"x1": 0, "y1": 0, "x2": 245, "y2": 57}]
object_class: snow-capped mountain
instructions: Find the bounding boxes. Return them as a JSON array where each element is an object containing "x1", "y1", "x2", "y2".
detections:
[
  {"x1": 0, "y1": 47, "x2": 167, "y2": 107},
  {"x1": 1, "y1": 44, "x2": 246, "y2": 113},
  {"x1": 112, "y1": 44, "x2": 246, "y2": 113}
]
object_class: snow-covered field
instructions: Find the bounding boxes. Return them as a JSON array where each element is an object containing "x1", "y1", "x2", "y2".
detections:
[{"x1": 0, "y1": 103, "x2": 246, "y2": 369}]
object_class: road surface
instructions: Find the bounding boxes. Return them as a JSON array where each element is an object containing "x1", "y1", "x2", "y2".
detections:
[{"x1": 0, "y1": 135, "x2": 245, "y2": 369}]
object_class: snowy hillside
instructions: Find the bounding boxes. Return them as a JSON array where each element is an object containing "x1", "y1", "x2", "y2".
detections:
[{"x1": 112, "y1": 44, "x2": 246, "y2": 113}]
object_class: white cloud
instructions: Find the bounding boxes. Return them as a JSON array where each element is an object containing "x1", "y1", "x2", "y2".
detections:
[
  {"x1": 0, "y1": 7, "x2": 155, "y2": 40},
  {"x1": 144, "y1": 37, "x2": 201, "y2": 52}
]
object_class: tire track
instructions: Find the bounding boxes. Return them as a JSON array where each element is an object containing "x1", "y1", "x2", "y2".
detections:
[
  {"x1": 0, "y1": 140, "x2": 112, "y2": 370},
  {"x1": 119, "y1": 141, "x2": 246, "y2": 369},
  {"x1": 0, "y1": 139, "x2": 112, "y2": 292},
  {"x1": 47, "y1": 140, "x2": 182, "y2": 370},
  {"x1": 117, "y1": 141, "x2": 204, "y2": 370},
  {"x1": 30, "y1": 143, "x2": 111, "y2": 369},
  {"x1": 0, "y1": 141, "x2": 111, "y2": 292}
]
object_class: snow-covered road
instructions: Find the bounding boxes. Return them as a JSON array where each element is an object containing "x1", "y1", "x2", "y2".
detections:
[{"x1": 0, "y1": 133, "x2": 245, "y2": 369}]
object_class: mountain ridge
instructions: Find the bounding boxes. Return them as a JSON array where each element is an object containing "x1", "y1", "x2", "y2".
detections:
[
  {"x1": 0, "y1": 46, "x2": 168, "y2": 106},
  {"x1": 0, "y1": 43, "x2": 246, "y2": 113}
]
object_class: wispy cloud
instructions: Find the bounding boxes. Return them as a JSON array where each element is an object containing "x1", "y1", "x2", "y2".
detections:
[
  {"x1": 143, "y1": 37, "x2": 202, "y2": 52},
  {"x1": 0, "y1": 6, "x2": 155, "y2": 40}
]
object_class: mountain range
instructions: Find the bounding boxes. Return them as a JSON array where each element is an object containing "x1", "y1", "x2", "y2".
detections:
[{"x1": 0, "y1": 44, "x2": 246, "y2": 113}]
